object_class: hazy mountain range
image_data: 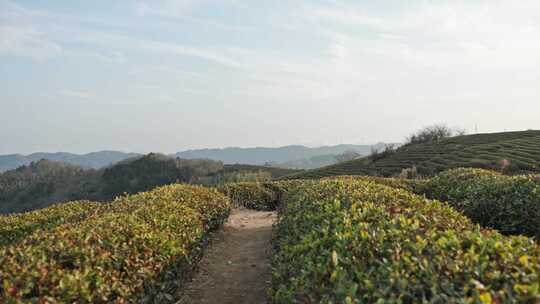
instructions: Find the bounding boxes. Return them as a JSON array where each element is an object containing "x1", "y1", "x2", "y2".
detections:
[
  {"x1": 0, "y1": 144, "x2": 390, "y2": 172},
  {"x1": 175, "y1": 144, "x2": 389, "y2": 165}
]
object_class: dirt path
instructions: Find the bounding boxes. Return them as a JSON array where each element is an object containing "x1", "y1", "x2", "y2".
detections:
[{"x1": 178, "y1": 208, "x2": 276, "y2": 304}]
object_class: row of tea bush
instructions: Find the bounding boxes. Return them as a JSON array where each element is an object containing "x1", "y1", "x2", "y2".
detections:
[
  {"x1": 0, "y1": 184, "x2": 230, "y2": 303},
  {"x1": 422, "y1": 168, "x2": 540, "y2": 239},
  {"x1": 269, "y1": 179, "x2": 540, "y2": 303},
  {"x1": 218, "y1": 180, "x2": 304, "y2": 211}
]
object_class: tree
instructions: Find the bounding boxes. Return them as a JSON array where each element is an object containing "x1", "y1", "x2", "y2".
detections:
[
  {"x1": 335, "y1": 150, "x2": 361, "y2": 162},
  {"x1": 406, "y1": 124, "x2": 464, "y2": 145}
]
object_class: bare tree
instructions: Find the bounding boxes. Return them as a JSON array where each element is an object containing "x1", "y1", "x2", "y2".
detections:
[
  {"x1": 335, "y1": 150, "x2": 361, "y2": 162},
  {"x1": 406, "y1": 124, "x2": 463, "y2": 145},
  {"x1": 369, "y1": 144, "x2": 396, "y2": 162}
]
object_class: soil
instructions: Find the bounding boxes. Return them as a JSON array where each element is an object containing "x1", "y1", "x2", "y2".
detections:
[{"x1": 178, "y1": 208, "x2": 276, "y2": 304}]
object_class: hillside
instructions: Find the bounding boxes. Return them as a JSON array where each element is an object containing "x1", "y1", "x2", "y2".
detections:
[
  {"x1": 273, "y1": 154, "x2": 339, "y2": 169},
  {"x1": 0, "y1": 160, "x2": 103, "y2": 213},
  {"x1": 0, "y1": 154, "x2": 300, "y2": 214},
  {"x1": 0, "y1": 151, "x2": 140, "y2": 172},
  {"x1": 175, "y1": 144, "x2": 389, "y2": 167},
  {"x1": 290, "y1": 130, "x2": 540, "y2": 179}
]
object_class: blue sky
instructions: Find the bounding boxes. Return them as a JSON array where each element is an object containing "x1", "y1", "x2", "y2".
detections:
[{"x1": 1, "y1": 0, "x2": 540, "y2": 154}]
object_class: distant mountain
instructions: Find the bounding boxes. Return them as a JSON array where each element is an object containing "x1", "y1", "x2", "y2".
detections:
[
  {"x1": 272, "y1": 154, "x2": 339, "y2": 170},
  {"x1": 0, "y1": 151, "x2": 141, "y2": 172},
  {"x1": 175, "y1": 144, "x2": 390, "y2": 167}
]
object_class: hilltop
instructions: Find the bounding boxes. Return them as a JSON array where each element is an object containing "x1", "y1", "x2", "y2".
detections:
[{"x1": 289, "y1": 130, "x2": 540, "y2": 179}]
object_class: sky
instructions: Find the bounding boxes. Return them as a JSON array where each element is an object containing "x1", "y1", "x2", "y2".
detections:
[{"x1": 1, "y1": 0, "x2": 540, "y2": 154}]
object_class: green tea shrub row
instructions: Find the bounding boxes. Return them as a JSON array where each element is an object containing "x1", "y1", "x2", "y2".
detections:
[
  {"x1": 218, "y1": 180, "x2": 304, "y2": 211},
  {"x1": 323, "y1": 175, "x2": 428, "y2": 193},
  {"x1": 270, "y1": 179, "x2": 540, "y2": 303},
  {"x1": 0, "y1": 201, "x2": 103, "y2": 247},
  {"x1": 121, "y1": 184, "x2": 230, "y2": 230},
  {"x1": 0, "y1": 184, "x2": 230, "y2": 303},
  {"x1": 424, "y1": 168, "x2": 540, "y2": 238},
  {"x1": 218, "y1": 182, "x2": 277, "y2": 210}
]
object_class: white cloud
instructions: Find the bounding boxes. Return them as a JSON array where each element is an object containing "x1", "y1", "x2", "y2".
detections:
[
  {"x1": 308, "y1": 1, "x2": 540, "y2": 68},
  {"x1": 328, "y1": 42, "x2": 347, "y2": 59},
  {"x1": 0, "y1": 25, "x2": 62, "y2": 60}
]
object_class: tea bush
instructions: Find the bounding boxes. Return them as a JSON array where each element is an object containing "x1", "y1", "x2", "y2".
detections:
[
  {"x1": 120, "y1": 184, "x2": 230, "y2": 230},
  {"x1": 218, "y1": 182, "x2": 277, "y2": 210},
  {"x1": 0, "y1": 201, "x2": 103, "y2": 247},
  {"x1": 425, "y1": 168, "x2": 540, "y2": 238},
  {"x1": 0, "y1": 184, "x2": 230, "y2": 303},
  {"x1": 270, "y1": 179, "x2": 540, "y2": 303},
  {"x1": 323, "y1": 175, "x2": 428, "y2": 194},
  {"x1": 218, "y1": 180, "x2": 304, "y2": 211}
]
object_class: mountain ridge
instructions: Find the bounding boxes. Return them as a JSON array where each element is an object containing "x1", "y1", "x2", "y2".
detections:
[
  {"x1": 0, "y1": 144, "x2": 393, "y2": 172},
  {"x1": 175, "y1": 143, "x2": 391, "y2": 165}
]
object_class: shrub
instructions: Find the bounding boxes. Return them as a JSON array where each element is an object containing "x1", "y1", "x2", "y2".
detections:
[
  {"x1": 323, "y1": 175, "x2": 429, "y2": 194},
  {"x1": 399, "y1": 166, "x2": 418, "y2": 179},
  {"x1": 0, "y1": 201, "x2": 103, "y2": 247},
  {"x1": 369, "y1": 144, "x2": 396, "y2": 162},
  {"x1": 270, "y1": 179, "x2": 540, "y2": 303},
  {"x1": 120, "y1": 184, "x2": 230, "y2": 230},
  {"x1": 0, "y1": 184, "x2": 230, "y2": 303},
  {"x1": 405, "y1": 124, "x2": 463, "y2": 145},
  {"x1": 425, "y1": 168, "x2": 540, "y2": 238},
  {"x1": 219, "y1": 181, "x2": 305, "y2": 211},
  {"x1": 219, "y1": 182, "x2": 277, "y2": 211}
]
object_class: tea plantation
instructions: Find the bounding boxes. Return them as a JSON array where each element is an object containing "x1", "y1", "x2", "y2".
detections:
[
  {"x1": 269, "y1": 178, "x2": 540, "y2": 303},
  {"x1": 2, "y1": 169, "x2": 540, "y2": 302},
  {"x1": 0, "y1": 184, "x2": 230, "y2": 303},
  {"x1": 290, "y1": 130, "x2": 540, "y2": 178}
]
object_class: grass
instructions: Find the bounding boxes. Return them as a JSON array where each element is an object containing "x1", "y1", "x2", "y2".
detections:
[{"x1": 288, "y1": 130, "x2": 540, "y2": 178}]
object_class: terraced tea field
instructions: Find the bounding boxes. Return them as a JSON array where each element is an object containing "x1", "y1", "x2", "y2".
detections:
[{"x1": 290, "y1": 130, "x2": 540, "y2": 178}]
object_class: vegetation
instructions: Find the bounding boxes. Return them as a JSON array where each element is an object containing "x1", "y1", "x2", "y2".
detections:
[
  {"x1": 0, "y1": 184, "x2": 230, "y2": 303},
  {"x1": 423, "y1": 168, "x2": 540, "y2": 239},
  {"x1": 0, "y1": 160, "x2": 103, "y2": 214},
  {"x1": 289, "y1": 130, "x2": 540, "y2": 178},
  {"x1": 219, "y1": 183, "x2": 277, "y2": 211},
  {"x1": 405, "y1": 124, "x2": 465, "y2": 145},
  {"x1": 218, "y1": 180, "x2": 304, "y2": 211},
  {"x1": 201, "y1": 164, "x2": 301, "y2": 185},
  {"x1": 323, "y1": 175, "x2": 428, "y2": 194},
  {"x1": 272, "y1": 154, "x2": 343, "y2": 170},
  {"x1": 101, "y1": 153, "x2": 224, "y2": 197},
  {"x1": 270, "y1": 179, "x2": 540, "y2": 303},
  {"x1": 0, "y1": 155, "x2": 300, "y2": 214},
  {"x1": 0, "y1": 200, "x2": 102, "y2": 247},
  {"x1": 368, "y1": 143, "x2": 397, "y2": 162},
  {"x1": 335, "y1": 150, "x2": 361, "y2": 163}
]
